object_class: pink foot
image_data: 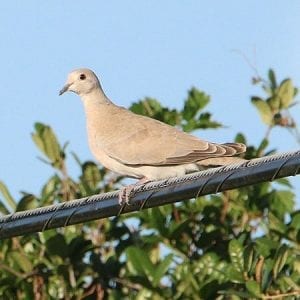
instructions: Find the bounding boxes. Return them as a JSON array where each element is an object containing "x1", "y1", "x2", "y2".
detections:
[{"x1": 118, "y1": 177, "x2": 150, "y2": 205}]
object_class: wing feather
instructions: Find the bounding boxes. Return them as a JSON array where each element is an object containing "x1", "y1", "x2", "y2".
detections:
[{"x1": 99, "y1": 105, "x2": 245, "y2": 166}]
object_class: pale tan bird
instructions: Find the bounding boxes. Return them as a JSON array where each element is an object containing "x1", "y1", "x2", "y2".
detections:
[{"x1": 59, "y1": 68, "x2": 246, "y2": 203}]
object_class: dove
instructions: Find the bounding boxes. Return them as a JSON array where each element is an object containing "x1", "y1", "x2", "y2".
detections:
[{"x1": 59, "y1": 68, "x2": 246, "y2": 204}]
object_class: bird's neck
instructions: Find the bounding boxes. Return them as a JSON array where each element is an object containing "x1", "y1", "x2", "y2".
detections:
[
  {"x1": 81, "y1": 88, "x2": 115, "y2": 135},
  {"x1": 81, "y1": 88, "x2": 112, "y2": 106},
  {"x1": 80, "y1": 88, "x2": 116, "y2": 146}
]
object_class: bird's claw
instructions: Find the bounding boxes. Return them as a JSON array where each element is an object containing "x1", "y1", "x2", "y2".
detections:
[
  {"x1": 118, "y1": 184, "x2": 135, "y2": 205},
  {"x1": 118, "y1": 178, "x2": 150, "y2": 206}
]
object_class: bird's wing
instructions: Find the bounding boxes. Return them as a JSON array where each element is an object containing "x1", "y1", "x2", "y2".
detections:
[{"x1": 98, "y1": 106, "x2": 245, "y2": 166}]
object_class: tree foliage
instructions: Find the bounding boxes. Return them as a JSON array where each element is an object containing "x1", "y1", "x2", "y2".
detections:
[{"x1": 0, "y1": 70, "x2": 299, "y2": 299}]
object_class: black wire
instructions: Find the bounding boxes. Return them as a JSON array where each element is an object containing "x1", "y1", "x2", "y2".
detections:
[{"x1": 0, "y1": 150, "x2": 299, "y2": 239}]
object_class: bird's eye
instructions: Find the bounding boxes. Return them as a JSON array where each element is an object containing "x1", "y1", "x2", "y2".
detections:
[{"x1": 79, "y1": 74, "x2": 86, "y2": 80}]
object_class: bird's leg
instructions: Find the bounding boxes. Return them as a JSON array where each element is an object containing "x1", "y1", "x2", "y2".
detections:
[{"x1": 119, "y1": 177, "x2": 150, "y2": 205}]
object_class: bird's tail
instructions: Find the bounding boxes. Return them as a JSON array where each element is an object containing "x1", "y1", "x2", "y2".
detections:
[
  {"x1": 221, "y1": 142, "x2": 246, "y2": 154},
  {"x1": 197, "y1": 156, "x2": 247, "y2": 167},
  {"x1": 195, "y1": 142, "x2": 247, "y2": 167}
]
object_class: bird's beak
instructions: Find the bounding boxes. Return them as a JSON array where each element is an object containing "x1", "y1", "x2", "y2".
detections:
[{"x1": 59, "y1": 83, "x2": 72, "y2": 96}]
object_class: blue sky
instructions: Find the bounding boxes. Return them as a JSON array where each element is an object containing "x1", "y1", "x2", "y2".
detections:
[{"x1": 0, "y1": 1, "x2": 299, "y2": 199}]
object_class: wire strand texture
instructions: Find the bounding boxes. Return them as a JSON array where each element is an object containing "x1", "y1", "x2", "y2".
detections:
[{"x1": 0, "y1": 150, "x2": 299, "y2": 239}]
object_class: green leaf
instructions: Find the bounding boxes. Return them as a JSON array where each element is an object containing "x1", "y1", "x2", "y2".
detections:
[
  {"x1": 0, "y1": 201, "x2": 9, "y2": 214},
  {"x1": 275, "y1": 178, "x2": 293, "y2": 188},
  {"x1": 41, "y1": 175, "x2": 60, "y2": 204},
  {"x1": 81, "y1": 161, "x2": 101, "y2": 190},
  {"x1": 290, "y1": 212, "x2": 300, "y2": 229},
  {"x1": 251, "y1": 97, "x2": 273, "y2": 125},
  {"x1": 244, "y1": 244, "x2": 256, "y2": 274},
  {"x1": 31, "y1": 135, "x2": 46, "y2": 158},
  {"x1": 39, "y1": 228, "x2": 57, "y2": 244},
  {"x1": 261, "y1": 258, "x2": 274, "y2": 291},
  {"x1": 32, "y1": 123, "x2": 63, "y2": 169},
  {"x1": 34, "y1": 122, "x2": 46, "y2": 134},
  {"x1": 293, "y1": 87, "x2": 298, "y2": 97},
  {"x1": 235, "y1": 133, "x2": 247, "y2": 144},
  {"x1": 68, "y1": 236, "x2": 93, "y2": 260},
  {"x1": 219, "y1": 289, "x2": 254, "y2": 298},
  {"x1": 42, "y1": 127, "x2": 62, "y2": 167},
  {"x1": 0, "y1": 181, "x2": 16, "y2": 211},
  {"x1": 281, "y1": 276, "x2": 300, "y2": 290},
  {"x1": 268, "y1": 69, "x2": 277, "y2": 89},
  {"x1": 71, "y1": 151, "x2": 82, "y2": 167},
  {"x1": 245, "y1": 280, "x2": 261, "y2": 298},
  {"x1": 45, "y1": 234, "x2": 69, "y2": 258},
  {"x1": 152, "y1": 254, "x2": 173, "y2": 286},
  {"x1": 130, "y1": 98, "x2": 180, "y2": 126},
  {"x1": 226, "y1": 266, "x2": 245, "y2": 283},
  {"x1": 267, "y1": 96, "x2": 280, "y2": 111},
  {"x1": 198, "y1": 253, "x2": 220, "y2": 275},
  {"x1": 197, "y1": 112, "x2": 222, "y2": 129},
  {"x1": 272, "y1": 244, "x2": 289, "y2": 279},
  {"x1": 183, "y1": 112, "x2": 222, "y2": 131},
  {"x1": 126, "y1": 246, "x2": 155, "y2": 279},
  {"x1": 257, "y1": 138, "x2": 269, "y2": 154},
  {"x1": 270, "y1": 190, "x2": 295, "y2": 218},
  {"x1": 169, "y1": 219, "x2": 190, "y2": 239},
  {"x1": 268, "y1": 212, "x2": 287, "y2": 234},
  {"x1": 255, "y1": 237, "x2": 278, "y2": 257},
  {"x1": 42, "y1": 175, "x2": 59, "y2": 195},
  {"x1": 149, "y1": 207, "x2": 168, "y2": 236},
  {"x1": 182, "y1": 88, "x2": 210, "y2": 120},
  {"x1": 10, "y1": 251, "x2": 33, "y2": 273},
  {"x1": 277, "y1": 79, "x2": 294, "y2": 108},
  {"x1": 32, "y1": 123, "x2": 47, "y2": 154},
  {"x1": 16, "y1": 194, "x2": 38, "y2": 211},
  {"x1": 160, "y1": 108, "x2": 181, "y2": 126},
  {"x1": 130, "y1": 98, "x2": 162, "y2": 117},
  {"x1": 229, "y1": 239, "x2": 244, "y2": 273}
]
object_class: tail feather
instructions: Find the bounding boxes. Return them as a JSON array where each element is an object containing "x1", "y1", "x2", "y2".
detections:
[
  {"x1": 222, "y1": 142, "x2": 246, "y2": 154},
  {"x1": 197, "y1": 156, "x2": 247, "y2": 167}
]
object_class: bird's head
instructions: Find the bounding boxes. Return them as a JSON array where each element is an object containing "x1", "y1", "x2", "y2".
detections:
[{"x1": 59, "y1": 68, "x2": 101, "y2": 96}]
